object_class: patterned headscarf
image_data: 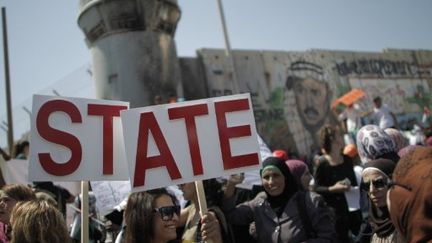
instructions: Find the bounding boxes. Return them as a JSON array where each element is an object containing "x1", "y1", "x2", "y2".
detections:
[
  {"x1": 388, "y1": 146, "x2": 432, "y2": 242},
  {"x1": 356, "y1": 125, "x2": 398, "y2": 164},
  {"x1": 384, "y1": 128, "x2": 408, "y2": 152}
]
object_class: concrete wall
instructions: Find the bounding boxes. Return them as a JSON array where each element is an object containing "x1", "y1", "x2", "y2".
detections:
[{"x1": 184, "y1": 48, "x2": 432, "y2": 157}]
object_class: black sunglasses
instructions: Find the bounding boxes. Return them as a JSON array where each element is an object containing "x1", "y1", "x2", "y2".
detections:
[
  {"x1": 361, "y1": 178, "x2": 388, "y2": 191},
  {"x1": 153, "y1": 205, "x2": 180, "y2": 221}
]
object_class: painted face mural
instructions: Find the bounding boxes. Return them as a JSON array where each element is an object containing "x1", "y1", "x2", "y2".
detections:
[{"x1": 286, "y1": 61, "x2": 330, "y2": 132}]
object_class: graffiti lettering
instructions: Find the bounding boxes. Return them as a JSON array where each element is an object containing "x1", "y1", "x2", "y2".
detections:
[{"x1": 335, "y1": 59, "x2": 417, "y2": 77}]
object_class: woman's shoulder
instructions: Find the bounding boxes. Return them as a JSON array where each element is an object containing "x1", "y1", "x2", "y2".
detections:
[{"x1": 315, "y1": 156, "x2": 331, "y2": 173}]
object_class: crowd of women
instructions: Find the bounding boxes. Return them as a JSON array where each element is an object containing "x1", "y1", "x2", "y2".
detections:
[{"x1": 0, "y1": 123, "x2": 431, "y2": 243}]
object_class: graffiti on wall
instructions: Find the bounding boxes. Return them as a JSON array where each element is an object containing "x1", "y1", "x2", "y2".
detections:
[
  {"x1": 199, "y1": 49, "x2": 432, "y2": 158},
  {"x1": 335, "y1": 59, "x2": 417, "y2": 77},
  {"x1": 349, "y1": 78, "x2": 431, "y2": 114}
]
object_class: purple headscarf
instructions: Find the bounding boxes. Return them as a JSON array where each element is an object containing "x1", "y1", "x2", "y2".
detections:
[{"x1": 285, "y1": 160, "x2": 308, "y2": 187}]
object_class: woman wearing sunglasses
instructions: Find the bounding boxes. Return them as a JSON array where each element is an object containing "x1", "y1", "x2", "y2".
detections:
[
  {"x1": 361, "y1": 158, "x2": 404, "y2": 243},
  {"x1": 123, "y1": 188, "x2": 222, "y2": 243},
  {"x1": 123, "y1": 188, "x2": 180, "y2": 243}
]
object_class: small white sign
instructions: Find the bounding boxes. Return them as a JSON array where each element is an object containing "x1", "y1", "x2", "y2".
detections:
[{"x1": 90, "y1": 181, "x2": 131, "y2": 216}]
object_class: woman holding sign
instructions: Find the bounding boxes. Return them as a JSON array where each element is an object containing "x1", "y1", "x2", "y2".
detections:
[
  {"x1": 122, "y1": 188, "x2": 222, "y2": 243},
  {"x1": 123, "y1": 188, "x2": 179, "y2": 243},
  {"x1": 223, "y1": 157, "x2": 337, "y2": 242}
]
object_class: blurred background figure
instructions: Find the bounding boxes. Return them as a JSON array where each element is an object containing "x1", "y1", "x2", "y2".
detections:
[
  {"x1": 343, "y1": 143, "x2": 369, "y2": 242},
  {"x1": 70, "y1": 192, "x2": 103, "y2": 243},
  {"x1": 397, "y1": 145, "x2": 421, "y2": 158},
  {"x1": 421, "y1": 106, "x2": 432, "y2": 129},
  {"x1": 426, "y1": 136, "x2": 432, "y2": 147},
  {"x1": 314, "y1": 124, "x2": 359, "y2": 242},
  {"x1": 13, "y1": 141, "x2": 29, "y2": 160},
  {"x1": 371, "y1": 96, "x2": 398, "y2": 130},
  {"x1": 336, "y1": 103, "x2": 363, "y2": 144},
  {"x1": 32, "y1": 182, "x2": 75, "y2": 219},
  {"x1": 272, "y1": 149, "x2": 289, "y2": 161},
  {"x1": 285, "y1": 159, "x2": 313, "y2": 191}
]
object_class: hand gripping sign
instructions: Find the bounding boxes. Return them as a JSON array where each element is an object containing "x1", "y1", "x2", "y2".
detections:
[
  {"x1": 29, "y1": 95, "x2": 129, "y2": 181},
  {"x1": 121, "y1": 93, "x2": 261, "y2": 191}
]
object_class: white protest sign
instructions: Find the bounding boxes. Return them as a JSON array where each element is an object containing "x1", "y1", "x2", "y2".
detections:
[
  {"x1": 1, "y1": 159, "x2": 29, "y2": 185},
  {"x1": 29, "y1": 95, "x2": 129, "y2": 181},
  {"x1": 121, "y1": 93, "x2": 261, "y2": 192},
  {"x1": 0, "y1": 159, "x2": 80, "y2": 196},
  {"x1": 90, "y1": 181, "x2": 131, "y2": 216}
]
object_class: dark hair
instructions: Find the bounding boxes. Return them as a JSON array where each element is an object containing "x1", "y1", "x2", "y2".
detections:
[
  {"x1": 319, "y1": 125, "x2": 336, "y2": 153},
  {"x1": 1, "y1": 184, "x2": 36, "y2": 202},
  {"x1": 14, "y1": 140, "x2": 29, "y2": 158},
  {"x1": 124, "y1": 188, "x2": 177, "y2": 243},
  {"x1": 373, "y1": 96, "x2": 381, "y2": 103},
  {"x1": 203, "y1": 179, "x2": 224, "y2": 208}
]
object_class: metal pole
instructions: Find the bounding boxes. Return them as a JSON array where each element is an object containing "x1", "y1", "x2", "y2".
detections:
[
  {"x1": 216, "y1": 0, "x2": 240, "y2": 94},
  {"x1": 52, "y1": 89, "x2": 61, "y2": 96},
  {"x1": 81, "y1": 181, "x2": 89, "y2": 243},
  {"x1": 2, "y1": 7, "x2": 14, "y2": 153},
  {"x1": 22, "y1": 106, "x2": 31, "y2": 117}
]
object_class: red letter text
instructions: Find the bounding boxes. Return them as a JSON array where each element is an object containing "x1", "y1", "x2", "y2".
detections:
[
  {"x1": 88, "y1": 104, "x2": 128, "y2": 175},
  {"x1": 134, "y1": 112, "x2": 181, "y2": 187},
  {"x1": 215, "y1": 98, "x2": 259, "y2": 170},
  {"x1": 168, "y1": 104, "x2": 208, "y2": 175},
  {"x1": 36, "y1": 100, "x2": 82, "y2": 176}
]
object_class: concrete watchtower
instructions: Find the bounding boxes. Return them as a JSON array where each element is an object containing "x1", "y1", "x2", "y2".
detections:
[{"x1": 77, "y1": 0, "x2": 183, "y2": 107}]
